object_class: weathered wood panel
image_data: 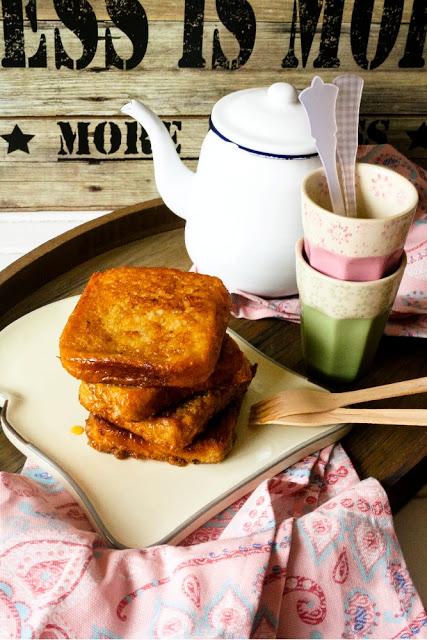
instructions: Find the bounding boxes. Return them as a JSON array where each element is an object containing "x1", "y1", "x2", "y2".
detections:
[
  {"x1": 0, "y1": 162, "x2": 195, "y2": 210},
  {"x1": 0, "y1": 70, "x2": 425, "y2": 117},
  {"x1": 6, "y1": 22, "x2": 420, "y2": 72},
  {"x1": 0, "y1": 116, "x2": 424, "y2": 163},
  {"x1": 0, "y1": 113, "x2": 424, "y2": 210},
  {"x1": 32, "y1": 0, "x2": 416, "y2": 24},
  {"x1": 0, "y1": 0, "x2": 424, "y2": 211}
]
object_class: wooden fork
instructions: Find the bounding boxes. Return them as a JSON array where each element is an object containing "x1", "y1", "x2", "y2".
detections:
[
  {"x1": 250, "y1": 376, "x2": 427, "y2": 424},
  {"x1": 250, "y1": 407, "x2": 427, "y2": 428}
]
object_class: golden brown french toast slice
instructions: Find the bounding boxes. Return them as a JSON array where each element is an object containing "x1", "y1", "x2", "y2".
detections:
[
  {"x1": 85, "y1": 399, "x2": 242, "y2": 466},
  {"x1": 79, "y1": 335, "x2": 244, "y2": 421},
  {"x1": 80, "y1": 358, "x2": 256, "y2": 449},
  {"x1": 79, "y1": 381, "x2": 192, "y2": 424},
  {"x1": 60, "y1": 267, "x2": 231, "y2": 387}
]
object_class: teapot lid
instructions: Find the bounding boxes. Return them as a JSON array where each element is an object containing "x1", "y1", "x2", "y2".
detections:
[{"x1": 210, "y1": 82, "x2": 317, "y2": 157}]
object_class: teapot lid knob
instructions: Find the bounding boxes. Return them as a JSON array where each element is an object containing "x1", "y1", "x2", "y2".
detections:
[{"x1": 267, "y1": 82, "x2": 298, "y2": 106}]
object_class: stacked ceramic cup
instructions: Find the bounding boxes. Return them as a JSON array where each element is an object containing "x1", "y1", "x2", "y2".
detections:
[{"x1": 296, "y1": 163, "x2": 419, "y2": 383}]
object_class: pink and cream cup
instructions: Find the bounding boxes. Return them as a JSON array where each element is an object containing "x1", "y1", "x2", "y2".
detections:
[{"x1": 302, "y1": 163, "x2": 418, "y2": 281}]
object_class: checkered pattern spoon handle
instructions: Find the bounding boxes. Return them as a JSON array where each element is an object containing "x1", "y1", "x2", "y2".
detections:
[{"x1": 334, "y1": 74, "x2": 364, "y2": 217}]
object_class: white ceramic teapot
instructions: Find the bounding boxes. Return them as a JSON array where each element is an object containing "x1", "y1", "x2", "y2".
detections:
[{"x1": 122, "y1": 82, "x2": 320, "y2": 297}]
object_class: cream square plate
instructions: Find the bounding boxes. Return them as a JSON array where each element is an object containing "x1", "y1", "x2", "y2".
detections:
[{"x1": 0, "y1": 297, "x2": 349, "y2": 549}]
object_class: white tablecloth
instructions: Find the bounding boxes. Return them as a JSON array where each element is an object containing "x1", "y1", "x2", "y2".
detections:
[{"x1": 0, "y1": 211, "x2": 108, "y2": 270}]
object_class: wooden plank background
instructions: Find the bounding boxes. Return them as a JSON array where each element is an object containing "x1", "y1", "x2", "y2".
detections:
[{"x1": 0, "y1": 0, "x2": 425, "y2": 210}]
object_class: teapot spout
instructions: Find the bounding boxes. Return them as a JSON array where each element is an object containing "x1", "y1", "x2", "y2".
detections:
[{"x1": 121, "y1": 99, "x2": 195, "y2": 220}]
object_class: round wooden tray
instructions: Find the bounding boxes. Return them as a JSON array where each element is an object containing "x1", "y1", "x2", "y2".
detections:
[{"x1": 1, "y1": 198, "x2": 426, "y2": 510}]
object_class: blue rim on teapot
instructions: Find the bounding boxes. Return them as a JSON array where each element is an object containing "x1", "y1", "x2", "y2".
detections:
[{"x1": 208, "y1": 116, "x2": 318, "y2": 160}]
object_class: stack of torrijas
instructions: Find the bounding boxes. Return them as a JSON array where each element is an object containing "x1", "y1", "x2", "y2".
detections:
[{"x1": 59, "y1": 267, "x2": 256, "y2": 466}]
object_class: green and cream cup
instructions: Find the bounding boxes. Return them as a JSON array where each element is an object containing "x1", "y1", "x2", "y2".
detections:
[{"x1": 295, "y1": 238, "x2": 407, "y2": 383}]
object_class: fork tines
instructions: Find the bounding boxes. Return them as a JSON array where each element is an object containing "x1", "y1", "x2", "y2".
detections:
[{"x1": 249, "y1": 394, "x2": 287, "y2": 424}]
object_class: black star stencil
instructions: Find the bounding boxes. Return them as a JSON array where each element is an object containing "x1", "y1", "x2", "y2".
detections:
[
  {"x1": 1, "y1": 125, "x2": 34, "y2": 154},
  {"x1": 406, "y1": 122, "x2": 427, "y2": 150}
]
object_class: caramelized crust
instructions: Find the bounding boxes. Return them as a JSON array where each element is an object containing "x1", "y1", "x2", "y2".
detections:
[
  {"x1": 85, "y1": 399, "x2": 243, "y2": 466},
  {"x1": 60, "y1": 267, "x2": 231, "y2": 387},
  {"x1": 79, "y1": 335, "x2": 244, "y2": 421},
  {"x1": 79, "y1": 382, "x2": 192, "y2": 423},
  {"x1": 80, "y1": 359, "x2": 256, "y2": 449}
]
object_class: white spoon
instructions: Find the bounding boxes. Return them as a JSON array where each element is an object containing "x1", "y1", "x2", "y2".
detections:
[{"x1": 299, "y1": 76, "x2": 346, "y2": 216}]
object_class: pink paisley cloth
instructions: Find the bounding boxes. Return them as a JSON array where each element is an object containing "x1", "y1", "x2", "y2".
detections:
[
  {"x1": 0, "y1": 444, "x2": 425, "y2": 639},
  {"x1": 230, "y1": 145, "x2": 427, "y2": 338}
]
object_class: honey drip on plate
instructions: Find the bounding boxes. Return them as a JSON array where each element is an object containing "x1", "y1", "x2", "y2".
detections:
[{"x1": 70, "y1": 425, "x2": 84, "y2": 435}]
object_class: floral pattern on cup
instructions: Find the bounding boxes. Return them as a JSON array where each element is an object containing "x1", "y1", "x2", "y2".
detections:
[
  {"x1": 327, "y1": 223, "x2": 352, "y2": 246},
  {"x1": 370, "y1": 172, "x2": 393, "y2": 198},
  {"x1": 296, "y1": 239, "x2": 406, "y2": 320},
  {"x1": 302, "y1": 163, "x2": 418, "y2": 259}
]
